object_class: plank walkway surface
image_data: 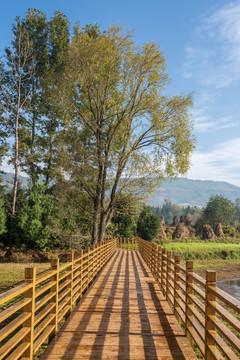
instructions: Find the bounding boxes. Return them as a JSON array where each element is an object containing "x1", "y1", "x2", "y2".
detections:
[{"x1": 40, "y1": 249, "x2": 197, "y2": 360}]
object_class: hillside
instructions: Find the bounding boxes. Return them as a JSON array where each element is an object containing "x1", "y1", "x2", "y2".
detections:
[
  {"x1": 1, "y1": 172, "x2": 240, "y2": 208},
  {"x1": 147, "y1": 178, "x2": 240, "y2": 207},
  {"x1": 0, "y1": 172, "x2": 28, "y2": 188}
]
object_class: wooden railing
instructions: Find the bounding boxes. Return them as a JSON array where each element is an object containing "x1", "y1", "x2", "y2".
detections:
[
  {"x1": 138, "y1": 238, "x2": 240, "y2": 360},
  {"x1": 105, "y1": 236, "x2": 138, "y2": 251},
  {"x1": 0, "y1": 238, "x2": 117, "y2": 360}
]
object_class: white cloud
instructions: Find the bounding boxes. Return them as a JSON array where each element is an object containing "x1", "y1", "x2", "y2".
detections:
[
  {"x1": 183, "y1": 1, "x2": 240, "y2": 88},
  {"x1": 187, "y1": 137, "x2": 240, "y2": 186},
  {"x1": 191, "y1": 93, "x2": 239, "y2": 133}
]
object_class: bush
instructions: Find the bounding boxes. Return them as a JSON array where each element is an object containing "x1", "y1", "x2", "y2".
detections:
[
  {"x1": 18, "y1": 183, "x2": 55, "y2": 249},
  {"x1": 223, "y1": 225, "x2": 237, "y2": 237},
  {"x1": 137, "y1": 205, "x2": 161, "y2": 242},
  {"x1": 203, "y1": 195, "x2": 236, "y2": 226}
]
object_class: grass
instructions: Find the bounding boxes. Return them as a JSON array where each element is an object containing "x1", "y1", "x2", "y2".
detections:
[
  {"x1": 163, "y1": 242, "x2": 240, "y2": 260},
  {"x1": 0, "y1": 263, "x2": 50, "y2": 292},
  {"x1": 193, "y1": 259, "x2": 240, "y2": 280}
]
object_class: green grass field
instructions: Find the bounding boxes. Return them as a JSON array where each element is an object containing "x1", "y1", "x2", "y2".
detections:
[{"x1": 163, "y1": 242, "x2": 240, "y2": 260}]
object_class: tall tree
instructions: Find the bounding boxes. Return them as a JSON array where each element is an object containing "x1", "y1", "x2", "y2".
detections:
[
  {"x1": 39, "y1": 11, "x2": 70, "y2": 186},
  {"x1": 59, "y1": 25, "x2": 195, "y2": 243},
  {"x1": 137, "y1": 205, "x2": 161, "y2": 241},
  {"x1": 204, "y1": 195, "x2": 236, "y2": 226},
  {"x1": 19, "y1": 9, "x2": 49, "y2": 184},
  {"x1": 0, "y1": 18, "x2": 35, "y2": 216}
]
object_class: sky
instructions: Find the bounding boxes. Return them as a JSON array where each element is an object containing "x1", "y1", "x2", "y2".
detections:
[{"x1": 0, "y1": 0, "x2": 240, "y2": 186}]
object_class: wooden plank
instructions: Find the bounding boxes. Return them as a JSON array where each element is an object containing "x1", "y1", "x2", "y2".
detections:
[
  {"x1": 0, "y1": 283, "x2": 32, "y2": 306},
  {"x1": 0, "y1": 327, "x2": 30, "y2": 359},
  {"x1": 40, "y1": 249, "x2": 198, "y2": 360},
  {"x1": 0, "y1": 297, "x2": 31, "y2": 323}
]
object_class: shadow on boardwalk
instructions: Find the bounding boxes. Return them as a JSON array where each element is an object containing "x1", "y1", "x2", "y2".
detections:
[{"x1": 41, "y1": 250, "x2": 197, "y2": 360}]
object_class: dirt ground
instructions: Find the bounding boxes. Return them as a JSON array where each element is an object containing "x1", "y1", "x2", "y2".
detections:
[{"x1": 194, "y1": 259, "x2": 240, "y2": 280}]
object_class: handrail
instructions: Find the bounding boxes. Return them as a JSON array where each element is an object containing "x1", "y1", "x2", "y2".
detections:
[
  {"x1": 138, "y1": 238, "x2": 240, "y2": 360},
  {"x1": 0, "y1": 238, "x2": 117, "y2": 360}
]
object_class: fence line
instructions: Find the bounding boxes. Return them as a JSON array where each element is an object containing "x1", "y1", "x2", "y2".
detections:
[
  {"x1": 1, "y1": 236, "x2": 240, "y2": 360},
  {"x1": 0, "y1": 238, "x2": 117, "y2": 360},
  {"x1": 138, "y1": 238, "x2": 240, "y2": 360}
]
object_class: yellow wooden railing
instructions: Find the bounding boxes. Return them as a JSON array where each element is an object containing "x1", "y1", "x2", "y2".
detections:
[
  {"x1": 138, "y1": 238, "x2": 240, "y2": 360},
  {"x1": 0, "y1": 238, "x2": 117, "y2": 360},
  {"x1": 1, "y1": 236, "x2": 240, "y2": 360},
  {"x1": 106, "y1": 236, "x2": 138, "y2": 250}
]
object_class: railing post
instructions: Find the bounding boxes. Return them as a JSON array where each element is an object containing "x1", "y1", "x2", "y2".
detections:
[
  {"x1": 166, "y1": 251, "x2": 172, "y2": 304},
  {"x1": 67, "y1": 252, "x2": 74, "y2": 315},
  {"x1": 157, "y1": 246, "x2": 162, "y2": 284},
  {"x1": 154, "y1": 244, "x2": 158, "y2": 279},
  {"x1": 205, "y1": 271, "x2": 217, "y2": 360},
  {"x1": 90, "y1": 245, "x2": 94, "y2": 282},
  {"x1": 50, "y1": 258, "x2": 59, "y2": 339},
  {"x1": 124, "y1": 237, "x2": 126, "y2": 249},
  {"x1": 186, "y1": 260, "x2": 193, "y2": 345},
  {"x1": 22, "y1": 267, "x2": 36, "y2": 360},
  {"x1": 127, "y1": 238, "x2": 129, "y2": 250},
  {"x1": 78, "y1": 249, "x2": 83, "y2": 299},
  {"x1": 86, "y1": 247, "x2": 90, "y2": 288},
  {"x1": 174, "y1": 255, "x2": 181, "y2": 323},
  {"x1": 161, "y1": 248, "x2": 166, "y2": 296}
]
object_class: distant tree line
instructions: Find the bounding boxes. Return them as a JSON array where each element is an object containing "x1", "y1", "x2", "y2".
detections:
[
  {"x1": 151, "y1": 195, "x2": 240, "y2": 237},
  {"x1": 151, "y1": 198, "x2": 202, "y2": 225}
]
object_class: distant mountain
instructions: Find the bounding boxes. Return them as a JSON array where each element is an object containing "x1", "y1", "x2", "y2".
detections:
[
  {"x1": 147, "y1": 178, "x2": 240, "y2": 207},
  {"x1": 1, "y1": 172, "x2": 240, "y2": 208},
  {"x1": 0, "y1": 172, "x2": 29, "y2": 188}
]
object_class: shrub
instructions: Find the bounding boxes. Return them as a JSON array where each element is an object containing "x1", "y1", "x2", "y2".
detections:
[{"x1": 137, "y1": 205, "x2": 161, "y2": 242}]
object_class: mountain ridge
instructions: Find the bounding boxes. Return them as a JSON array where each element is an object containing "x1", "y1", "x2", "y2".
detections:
[
  {"x1": 146, "y1": 178, "x2": 240, "y2": 207},
  {"x1": 1, "y1": 172, "x2": 239, "y2": 208}
]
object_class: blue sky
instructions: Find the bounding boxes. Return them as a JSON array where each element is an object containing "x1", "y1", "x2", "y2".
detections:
[{"x1": 1, "y1": 0, "x2": 240, "y2": 186}]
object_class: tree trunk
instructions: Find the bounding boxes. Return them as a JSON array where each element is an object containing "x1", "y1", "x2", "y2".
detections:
[
  {"x1": 92, "y1": 199, "x2": 100, "y2": 244},
  {"x1": 99, "y1": 212, "x2": 107, "y2": 243},
  {"x1": 12, "y1": 116, "x2": 19, "y2": 217},
  {"x1": 30, "y1": 107, "x2": 36, "y2": 185}
]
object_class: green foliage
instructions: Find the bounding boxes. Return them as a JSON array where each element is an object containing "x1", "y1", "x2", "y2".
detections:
[
  {"x1": 151, "y1": 198, "x2": 202, "y2": 225},
  {"x1": 18, "y1": 182, "x2": 55, "y2": 249},
  {"x1": 194, "y1": 215, "x2": 207, "y2": 235},
  {"x1": 59, "y1": 24, "x2": 195, "y2": 242},
  {"x1": 164, "y1": 242, "x2": 240, "y2": 260},
  {"x1": 203, "y1": 195, "x2": 236, "y2": 226},
  {"x1": 222, "y1": 225, "x2": 237, "y2": 237},
  {"x1": 111, "y1": 194, "x2": 139, "y2": 238},
  {"x1": 1, "y1": 12, "x2": 195, "y2": 246},
  {"x1": 137, "y1": 205, "x2": 161, "y2": 242},
  {"x1": 0, "y1": 196, "x2": 6, "y2": 235},
  {"x1": 236, "y1": 198, "x2": 240, "y2": 221}
]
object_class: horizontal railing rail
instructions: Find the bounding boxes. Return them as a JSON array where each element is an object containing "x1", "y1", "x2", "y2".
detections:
[
  {"x1": 0, "y1": 238, "x2": 117, "y2": 360},
  {"x1": 138, "y1": 238, "x2": 240, "y2": 360},
  {"x1": 106, "y1": 236, "x2": 138, "y2": 251}
]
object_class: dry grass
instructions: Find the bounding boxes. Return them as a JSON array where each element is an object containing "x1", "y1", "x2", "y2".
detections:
[
  {"x1": 0, "y1": 263, "x2": 50, "y2": 292},
  {"x1": 194, "y1": 259, "x2": 240, "y2": 280}
]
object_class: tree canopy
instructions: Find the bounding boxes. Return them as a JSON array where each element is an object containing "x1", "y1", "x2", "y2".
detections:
[
  {"x1": 0, "y1": 13, "x2": 196, "y2": 245},
  {"x1": 137, "y1": 205, "x2": 161, "y2": 241},
  {"x1": 203, "y1": 194, "x2": 236, "y2": 226},
  {"x1": 57, "y1": 24, "x2": 195, "y2": 242}
]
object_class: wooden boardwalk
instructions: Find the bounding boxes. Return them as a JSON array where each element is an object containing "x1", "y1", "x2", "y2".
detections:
[{"x1": 40, "y1": 249, "x2": 197, "y2": 360}]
